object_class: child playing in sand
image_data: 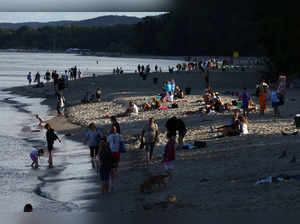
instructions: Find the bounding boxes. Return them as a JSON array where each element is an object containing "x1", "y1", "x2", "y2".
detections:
[
  {"x1": 30, "y1": 148, "x2": 43, "y2": 169},
  {"x1": 163, "y1": 133, "x2": 176, "y2": 183}
]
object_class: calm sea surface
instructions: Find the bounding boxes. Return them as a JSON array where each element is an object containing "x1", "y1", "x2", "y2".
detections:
[{"x1": 0, "y1": 52, "x2": 184, "y2": 212}]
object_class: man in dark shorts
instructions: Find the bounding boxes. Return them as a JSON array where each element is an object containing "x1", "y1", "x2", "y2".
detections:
[{"x1": 45, "y1": 123, "x2": 60, "y2": 168}]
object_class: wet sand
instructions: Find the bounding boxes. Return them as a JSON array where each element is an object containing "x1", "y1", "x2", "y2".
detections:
[{"x1": 5, "y1": 70, "x2": 300, "y2": 213}]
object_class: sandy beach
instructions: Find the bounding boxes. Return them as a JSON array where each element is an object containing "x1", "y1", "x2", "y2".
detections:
[{"x1": 5, "y1": 70, "x2": 300, "y2": 213}]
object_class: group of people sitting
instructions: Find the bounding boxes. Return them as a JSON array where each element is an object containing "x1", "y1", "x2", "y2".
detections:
[
  {"x1": 142, "y1": 97, "x2": 161, "y2": 111},
  {"x1": 210, "y1": 109, "x2": 249, "y2": 137},
  {"x1": 82, "y1": 88, "x2": 102, "y2": 104},
  {"x1": 203, "y1": 86, "x2": 232, "y2": 113}
]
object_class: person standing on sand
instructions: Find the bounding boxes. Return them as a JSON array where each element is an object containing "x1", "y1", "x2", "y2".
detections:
[
  {"x1": 259, "y1": 87, "x2": 267, "y2": 117},
  {"x1": 98, "y1": 136, "x2": 113, "y2": 194},
  {"x1": 110, "y1": 116, "x2": 120, "y2": 134},
  {"x1": 271, "y1": 86, "x2": 281, "y2": 119},
  {"x1": 242, "y1": 88, "x2": 249, "y2": 117},
  {"x1": 34, "y1": 72, "x2": 41, "y2": 85},
  {"x1": 27, "y1": 72, "x2": 32, "y2": 85},
  {"x1": 85, "y1": 123, "x2": 102, "y2": 159},
  {"x1": 78, "y1": 69, "x2": 82, "y2": 79},
  {"x1": 140, "y1": 118, "x2": 159, "y2": 166},
  {"x1": 108, "y1": 126, "x2": 124, "y2": 191},
  {"x1": 204, "y1": 71, "x2": 209, "y2": 88},
  {"x1": 45, "y1": 123, "x2": 60, "y2": 168},
  {"x1": 163, "y1": 133, "x2": 176, "y2": 183}
]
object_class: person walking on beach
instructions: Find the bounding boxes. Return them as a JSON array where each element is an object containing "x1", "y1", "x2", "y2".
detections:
[
  {"x1": 108, "y1": 126, "x2": 124, "y2": 191},
  {"x1": 163, "y1": 132, "x2": 176, "y2": 183},
  {"x1": 140, "y1": 118, "x2": 159, "y2": 166},
  {"x1": 98, "y1": 136, "x2": 114, "y2": 194},
  {"x1": 56, "y1": 94, "x2": 65, "y2": 116},
  {"x1": 271, "y1": 86, "x2": 281, "y2": 119},
  {"x1": 45, "y1": 123, "x2": 60, "y2": 168},
  {"x1": 27, "y1": 72, "x2": 32, "y2": 85},
  {"x1": 34, "y1": 72, "x2": 41, "y2": 85},
  {"x1": 85, "y1": 123, "x2": 103, "y2": 159}
]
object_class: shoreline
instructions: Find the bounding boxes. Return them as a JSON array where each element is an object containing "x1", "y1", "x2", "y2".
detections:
[{"x1": 5, "y1": 71, "x2": 300, "y2": 213}]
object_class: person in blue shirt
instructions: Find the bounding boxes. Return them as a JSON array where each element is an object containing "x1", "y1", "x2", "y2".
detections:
[{"x1": 271, "y1": 86, "x2": 281, "y2": 118}]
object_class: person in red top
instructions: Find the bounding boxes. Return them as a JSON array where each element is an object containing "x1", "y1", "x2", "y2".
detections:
[{"x1": 163, "y1": 132, "x2": 176, "y2": 182}]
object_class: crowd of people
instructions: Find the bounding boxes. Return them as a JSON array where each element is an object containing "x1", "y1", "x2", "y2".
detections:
[{"x1": 26, "y1": 60, "x2": 288, "y2": 202}]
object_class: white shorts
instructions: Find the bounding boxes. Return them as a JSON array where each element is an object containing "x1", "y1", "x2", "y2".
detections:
[{"x1": 164, "y1": 161, "x2": 174, "y2": 170}]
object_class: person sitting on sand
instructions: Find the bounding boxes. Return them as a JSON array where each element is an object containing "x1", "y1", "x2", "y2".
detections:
[
  {"x1": 96, "y1": 88, "x2": 102, "y2": 102},
  {"x1": 151, "y1": 97, "x2": 161, "y2": 110},
  {"x1": 240, "y1": 116, "x2": 249, "y2": 135},
  {"x1": 24, "y1": 204, "x2": 33, "y2": 212},
  {"x1": 210, "y1": 110, "x2": 241, "y2": 137},
  {"x1": 89, "y1": 94, "x2": 97, "y2": 103},
  {"x1": 174, "y1": 86, "x2": 184, "y2": 99},
  {"x1": 119, "y1": 101, "x2": 139, "y2": 117},
  {"x1": 142, "y1": 102, "x2": 152, "y2": 111},
  {"x1": 82, "y1": 92, "x2": 90, "y2": 104}
]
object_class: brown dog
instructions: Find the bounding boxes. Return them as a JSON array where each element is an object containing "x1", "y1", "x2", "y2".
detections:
[{"x1": 140, "y1": 175, "x2": 168, "y2": 193}]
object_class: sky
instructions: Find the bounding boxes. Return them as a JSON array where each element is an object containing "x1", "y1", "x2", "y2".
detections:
[
  {"x1": 0, "y1": 0, "x2": 171, "y2": 13},
  {"x1": 0, "y1": 12, "x2": 167, "y2": 23}
]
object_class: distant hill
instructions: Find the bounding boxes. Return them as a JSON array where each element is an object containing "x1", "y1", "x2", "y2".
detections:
[{"x1": 0, "y1": 15, "x2": 142, "y2": 29}]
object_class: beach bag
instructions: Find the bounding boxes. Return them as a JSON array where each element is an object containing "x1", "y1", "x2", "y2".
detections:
[{"x1": 193, "y1": 141, "x2": 207, "y2": 148}]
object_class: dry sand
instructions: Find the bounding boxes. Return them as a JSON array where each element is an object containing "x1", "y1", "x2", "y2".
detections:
[{"x1": 5, "y1": 70, "x2": 300, "y2": 213}]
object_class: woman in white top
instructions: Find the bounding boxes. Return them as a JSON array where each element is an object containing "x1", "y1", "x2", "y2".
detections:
[{"x1": 240, "y1": 116, "x2": 249, "y2": 135}]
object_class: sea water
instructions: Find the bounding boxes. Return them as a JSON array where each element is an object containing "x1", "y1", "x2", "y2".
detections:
[{"x1": 0, "y1": 52, "x2": 183, "y2": 212}]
